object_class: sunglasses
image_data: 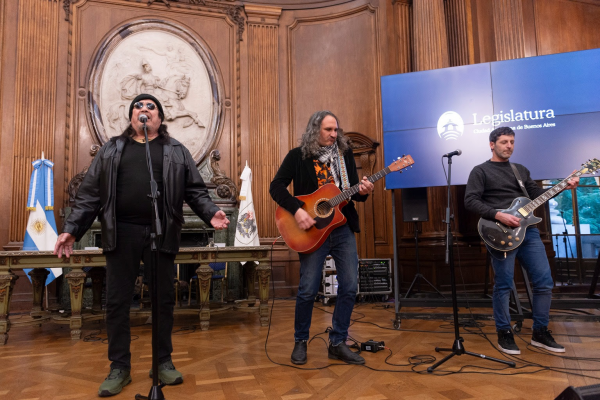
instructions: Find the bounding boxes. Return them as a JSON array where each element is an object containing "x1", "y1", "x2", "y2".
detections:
[{"x1": 134, "y1": 101, "x2": 156, "y2": 111}]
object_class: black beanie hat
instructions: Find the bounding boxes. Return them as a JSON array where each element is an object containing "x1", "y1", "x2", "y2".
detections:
[{"x1": 129, "y1": 94, "x2": 164, "y2": 121}]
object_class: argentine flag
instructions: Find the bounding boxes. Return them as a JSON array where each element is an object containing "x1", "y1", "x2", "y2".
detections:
[{"x1": 23, "y1": 154, "x2": 61, "y2": 286}]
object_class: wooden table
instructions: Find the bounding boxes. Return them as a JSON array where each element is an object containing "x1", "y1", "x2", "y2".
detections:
[{"x1": 0, "y1": 246, "x2": 274, "y2": 344}]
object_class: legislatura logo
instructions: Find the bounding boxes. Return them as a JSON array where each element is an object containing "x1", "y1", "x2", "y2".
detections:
[
  {"x1": 473, "y1": 109, "x2": 555, "y2": 126},
  {"x1": 437, "y1": 111, "x2": 464, "y2": 140}
]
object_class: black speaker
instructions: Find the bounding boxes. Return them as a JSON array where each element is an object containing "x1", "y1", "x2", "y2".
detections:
[
  {"x1": 555, "y1": 384, "x2": 600, "y2": 400},
  {"x1": 402, "y1": 187, "x2": 429, "y2": 222}
]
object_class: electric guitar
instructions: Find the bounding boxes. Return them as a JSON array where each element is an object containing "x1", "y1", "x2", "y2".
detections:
[
  {"x1": 478, "y1": 158, "x2": 600, "y2": 252},
  {"x1": 275, "y1": 155, "x2": 414, "y2": 254}
]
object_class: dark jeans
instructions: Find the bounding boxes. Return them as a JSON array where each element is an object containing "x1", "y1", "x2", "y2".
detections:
[
  {"x1": 105, "y1": 222, "x2": 176, "y2": 370},
  {"x1": 486, "y1": 228, "x2": 554, "y2": 331},
  {"x1": 295, "y1": 223, "x2": 358, "y2": 345}
]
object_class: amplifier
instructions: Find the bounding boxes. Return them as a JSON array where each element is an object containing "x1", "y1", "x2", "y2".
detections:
[{"x1": 358, "y1": 259, "x2": 392, "y2": 295}]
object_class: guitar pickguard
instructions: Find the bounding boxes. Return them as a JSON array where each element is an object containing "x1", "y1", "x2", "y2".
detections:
[{"x1": 314, "y1": 210, "x2": 335, "y2": 229}]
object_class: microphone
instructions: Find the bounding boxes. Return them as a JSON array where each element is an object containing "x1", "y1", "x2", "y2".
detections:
[
  {"x1": 443, "y1": 149, "x2": 462, "y2": 158},
  {"x1": 138, "y1": 114, "x2": 148, "y2": 123}
]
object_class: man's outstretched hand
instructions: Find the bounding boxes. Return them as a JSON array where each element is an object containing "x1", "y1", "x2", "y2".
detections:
[
  {"x1": 211, "y1": 210, "x2": 230, "y2": 230},
  {"x1": 54, "y1": 233, "x2": 76, "y2": 258}
]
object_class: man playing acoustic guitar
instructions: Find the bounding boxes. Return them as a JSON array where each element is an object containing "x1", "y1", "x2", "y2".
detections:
[
  {"x1": 465, "y1": 126, "x2": 579, "y2": 355},
  {"x1": 270, "y1": 111, "x2": 374, "y2": 365}
]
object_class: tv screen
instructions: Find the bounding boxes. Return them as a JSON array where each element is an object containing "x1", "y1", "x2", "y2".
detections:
[{"x1": 381, "y1": 48, "x2": 600, "y2": 189}]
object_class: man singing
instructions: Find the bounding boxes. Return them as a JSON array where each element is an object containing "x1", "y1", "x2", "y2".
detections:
[
  {"x1": 54, "y1": 94, "x2": 229, "y2": 397},
  {"x1": 270, "y1": 111, "x2": 374, "y2": 365},
  {"x1": 465, "y1": 126, "x2": 578, "y2": 355}
]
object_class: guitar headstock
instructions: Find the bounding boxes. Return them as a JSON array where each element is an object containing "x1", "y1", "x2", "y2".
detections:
[
  {"x1": 389, "y1": 155, "x2": 415, "y2": 173},
  {"x1": 580, "y1": 158, "x2": 600, "y2": 175}
]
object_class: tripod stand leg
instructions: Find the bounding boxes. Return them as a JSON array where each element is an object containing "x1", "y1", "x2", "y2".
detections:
[
  {"x1": 427, "y1": 351, "x2": 457, "y2": 372},
  {"x1": 464, "y1": 350, "x2": 515, "y2": 367}
]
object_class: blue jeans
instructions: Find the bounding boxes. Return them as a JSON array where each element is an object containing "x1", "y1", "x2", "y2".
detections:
[
  {"x1": 295, "y1": 224, "x2": 358, "y2": 345},
  {"x1": 487, "y1": 228, "x2": 554, "y2": 331}
]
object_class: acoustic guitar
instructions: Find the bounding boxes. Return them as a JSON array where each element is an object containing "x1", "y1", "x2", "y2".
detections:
[
  {"x1": 478, "y1": 158, "x2": 599, "y2": 252},
  {"x1": 275, "y1": 155, "x2": 414, "y2": 254}
]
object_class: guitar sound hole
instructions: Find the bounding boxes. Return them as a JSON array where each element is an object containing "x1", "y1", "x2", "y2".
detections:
[{"x1": 315, "y1": 200, "x2": 332, "y2": 217}]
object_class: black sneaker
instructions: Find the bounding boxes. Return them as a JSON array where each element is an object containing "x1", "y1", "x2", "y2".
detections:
[
  {"x1": 328, "y1": 342, "x2": 365, "y2": 365},
  {"x1": 497, "y1": 330, "x2": 520, "y2": 355},
  {"x1": 531, "y1": 326, "x2": 565, "y2": 353},
  {"x1": 291, "y1": 340, "x2": 307, "y2": 365}
]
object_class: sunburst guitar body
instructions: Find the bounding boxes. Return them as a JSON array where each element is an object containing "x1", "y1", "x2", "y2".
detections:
[{"x1": 275, "y1": 155, "x2": 415, "y2": 254}]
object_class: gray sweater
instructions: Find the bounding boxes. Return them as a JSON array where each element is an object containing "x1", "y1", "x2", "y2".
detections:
[{"x1": 464, "y1": 160, "x2": 547, "y2": 220}]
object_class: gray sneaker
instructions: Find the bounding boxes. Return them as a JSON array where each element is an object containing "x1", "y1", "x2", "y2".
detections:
[
  {"x1": 98, "y1": 368, "x2": 132, "y2": 397},
  {"x1": 149, "y1": 360, "x2": 184, "y2": 385}
]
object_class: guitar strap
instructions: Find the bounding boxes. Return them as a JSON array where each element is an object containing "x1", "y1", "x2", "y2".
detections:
[{"x1": 509, "y1": 163, "x2": 530, "y2": 198}]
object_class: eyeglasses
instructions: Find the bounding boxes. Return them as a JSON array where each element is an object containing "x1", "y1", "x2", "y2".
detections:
[{"x1": 134, "y1": 101, "x2": 156, "y2": 111}]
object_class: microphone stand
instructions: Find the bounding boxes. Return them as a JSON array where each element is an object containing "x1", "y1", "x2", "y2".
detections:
[
  {"x1": 560, "y1": 211, "x2": 574, "y2": 285},
  {"x1": 554, "y1": 233, "x2": 565, "y2": 285},
  {"x1": 135, "y1": 119, "x2": 165, "y2": 400},
  {"x1": 427, "y1": 154, "x2": 515, "y2": 373}
]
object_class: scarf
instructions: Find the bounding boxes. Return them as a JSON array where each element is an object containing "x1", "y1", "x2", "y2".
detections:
[{"x1": 314, "y1": 142, "x2": 350, "y2": 190}]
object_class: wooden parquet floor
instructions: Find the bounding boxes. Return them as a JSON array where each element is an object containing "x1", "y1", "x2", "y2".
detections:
[{"x1": 1, "y1": 300, "x2": 600, "y2": 400}]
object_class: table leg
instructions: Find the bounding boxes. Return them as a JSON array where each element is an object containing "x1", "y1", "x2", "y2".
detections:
[
  {"x1": 90, "y1": 267, "x2": 105, "y2": 312},
  {"x1": 196, "y1": 264, "x2": 213, "y2": 331},
  {"x1": 245, "y1": 262, "x2": 257, "y2": 304},
  {"x1": 256, "y1": 264, "x2": 271, "y2": 327},
  {"x1": 28, "y1": 269, "x2": 49, "y2": 318},
  {"x1": 0, "y1": 272, "x2": 18, "y2": 345},
  {"x1": 66, "y1": 269, "x2": 87, "y2": 340}
]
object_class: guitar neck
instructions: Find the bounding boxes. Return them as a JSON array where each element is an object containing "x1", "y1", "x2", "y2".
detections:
[
  {"x1": 329, "y1": 166, "x2": 392, "y2": 206},
  {"x1": 520, "y1": 170, "x2": 582, "y2": 215}
]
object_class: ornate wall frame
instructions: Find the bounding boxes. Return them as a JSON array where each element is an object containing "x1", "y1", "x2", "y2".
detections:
[{"x1": 88, "y1": 19, "x2": 224, "y2": 164}]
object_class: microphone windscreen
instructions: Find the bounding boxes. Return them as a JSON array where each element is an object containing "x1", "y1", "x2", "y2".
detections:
[{"x1": 138, "y1": 114, "x2": 148, "y2": 123}]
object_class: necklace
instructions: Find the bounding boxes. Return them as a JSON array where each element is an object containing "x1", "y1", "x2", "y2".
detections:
[{"x1": 133, "y1": 135, "x2": 157, "y2": 143}]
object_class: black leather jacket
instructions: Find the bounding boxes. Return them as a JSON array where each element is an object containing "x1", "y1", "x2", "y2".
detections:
[{"x1": 63, "y1": 136, "x2": 220, "y2": 253}]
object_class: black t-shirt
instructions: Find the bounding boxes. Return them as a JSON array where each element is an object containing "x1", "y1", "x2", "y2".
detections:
[{"x1": 116, "y1": 138, "x2": 164, "y2": 225}]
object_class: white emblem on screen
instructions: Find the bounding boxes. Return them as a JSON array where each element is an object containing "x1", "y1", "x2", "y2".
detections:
[{"x1": 437, "y1": 111, "x2": 464, "y2": 140}]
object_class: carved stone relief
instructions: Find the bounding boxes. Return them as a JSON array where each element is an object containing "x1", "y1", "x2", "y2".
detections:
[{"x1": 88, "y1": 20, "x2": 223, "y2": 164}]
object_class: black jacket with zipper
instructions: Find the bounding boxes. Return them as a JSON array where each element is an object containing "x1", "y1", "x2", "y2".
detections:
[{"x1": 62, "y1": 136, "x2": 220, "y2": 254}]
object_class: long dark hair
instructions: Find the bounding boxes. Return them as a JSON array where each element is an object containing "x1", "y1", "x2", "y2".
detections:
[
  {"x1": 120, "y1": 123, "x2": 170, "y2": 144},
  {"x1": 299, "y1": 110, "x2": 350, "y2": 159}
]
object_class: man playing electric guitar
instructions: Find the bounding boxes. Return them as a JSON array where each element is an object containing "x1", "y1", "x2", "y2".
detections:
[
  {"x1": 270, "y1": 111, "x2": 374, "y2": 365},
  {"x1": 465, "y1": 126, "x2": 579, "y2": 355}
]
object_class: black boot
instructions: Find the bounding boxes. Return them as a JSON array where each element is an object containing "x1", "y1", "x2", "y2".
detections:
[
  {"x1": 328, "y1": 342, "x2": 365, "y2": 365},
  {"x1": 291, "y1": 340, "x2": 307, "y2": 365}
]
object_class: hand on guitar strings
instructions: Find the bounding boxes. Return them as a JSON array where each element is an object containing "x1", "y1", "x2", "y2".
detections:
[
  {"x1": 358, "y1": 176, "x2": 375, "y2": 195},
  {"x1": 494, "y1": 212, "x2": 521, "y2": 228},
  {"x1": 295, "y1": 208, "x2": 317, "y2": 230},
  {"x1": 564, "y1": 170, "x2": 580, "y2": 190}
]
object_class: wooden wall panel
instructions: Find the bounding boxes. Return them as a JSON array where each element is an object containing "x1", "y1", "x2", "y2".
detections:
[
  {"x1": 246, "y1": 6, "x2": 282, "y2": 238},
  {"x1": 445, "y1": 0, "x2": 474, "y2": 66},
  {"x1": 392, "y1": 0, "x2": 412, "y2": 74},
  {"x1": 413, "y1": 0, "x2": 449, "y2": 71},
  {"x1": 288, "y1": 4, "x2": 382, "y2": 143},
  {"x1": 7, "y1": 0, "x2": 61, "y2": 249},
  {"x1": 492, "y1": 0, "x2": 526, "y2": 60},
  {"x1": 534, "y1": 0, "x2": 600, "y2": 56}
]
